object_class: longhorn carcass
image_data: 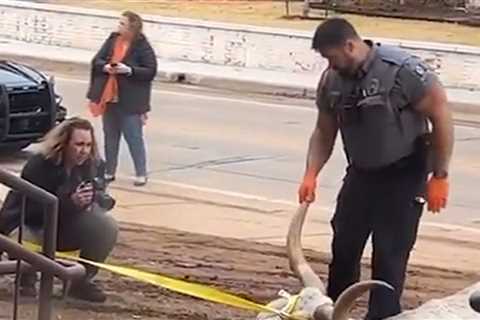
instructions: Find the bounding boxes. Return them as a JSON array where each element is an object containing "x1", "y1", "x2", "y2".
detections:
[{"x1": 257, "y1": 203, "x2": 392, "y2": 320}]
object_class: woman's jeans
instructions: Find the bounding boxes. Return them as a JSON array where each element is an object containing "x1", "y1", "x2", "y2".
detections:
[{"x1": 102, "y1": 106, "x2": 148, "y2": 177}]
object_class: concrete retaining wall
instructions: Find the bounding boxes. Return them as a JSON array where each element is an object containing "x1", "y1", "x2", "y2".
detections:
[
  {"x1": 467, "y1": 0, "x2": 480, "y2": 8},
  {"x1": 0, "y1": 0, "x2": 479, "y2": 91}
]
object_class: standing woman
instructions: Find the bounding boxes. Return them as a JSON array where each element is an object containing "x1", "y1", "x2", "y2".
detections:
[{"x1": 87, "y1": 11, "x2": 157, "y2": 186}]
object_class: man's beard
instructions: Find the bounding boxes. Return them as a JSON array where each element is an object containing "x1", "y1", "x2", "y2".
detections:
[
  {"x1": 337, "y1": 61, "x2": 358, "y2": 78},
  {"x1": 337, "y1": 67, "x2": 355, "y2": 78}
]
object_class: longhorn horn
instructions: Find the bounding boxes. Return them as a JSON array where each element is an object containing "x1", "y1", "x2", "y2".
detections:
[
  {"x1": 330, "y1": 280, "x2": 394, "y2": 320},
  {"x1": 287, "y1": 202, "x2": 326, "y2": 292}
]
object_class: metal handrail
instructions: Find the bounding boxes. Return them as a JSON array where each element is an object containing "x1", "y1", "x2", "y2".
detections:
[
  {"x1": 0, "y1": 168, "x2": 84, "y2": 320},
  {"x1": 0, "y1": 235, "x2": 85, "y2": 280}
]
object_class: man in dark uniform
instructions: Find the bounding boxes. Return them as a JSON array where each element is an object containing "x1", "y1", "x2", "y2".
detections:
[{"x1": 298, "y1": 18, "x2": 454, "y2": 319}]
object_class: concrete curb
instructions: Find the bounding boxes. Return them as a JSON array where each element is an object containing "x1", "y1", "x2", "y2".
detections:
[
  {"x1": 1, "y1": 56, "x2": 316, "y2": 100},
  {"x1": 1, "y1": 50, "x2": 317, "y2": 100}
]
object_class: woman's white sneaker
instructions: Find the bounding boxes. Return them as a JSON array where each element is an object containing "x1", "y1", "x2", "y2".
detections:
[{"x1": 134, "y1": 176, "x2": 147, "y2": 186}]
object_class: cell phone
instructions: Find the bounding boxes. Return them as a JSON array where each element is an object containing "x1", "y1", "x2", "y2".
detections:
[{"x1": 78, "y1": 180, "x2": 92, "y2": 190}]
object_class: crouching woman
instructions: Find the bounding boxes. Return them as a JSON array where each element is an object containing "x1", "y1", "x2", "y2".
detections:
[{"x1": 0, "y1": 117, "x2": 118, "y2": 303}]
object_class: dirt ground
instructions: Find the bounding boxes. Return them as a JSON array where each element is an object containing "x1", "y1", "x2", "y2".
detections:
[
  {"x1": 43, "y1": 0, "x2": 480, "y2": 46},
  {"x1": 1, "y1": 223, "x2": 479, "y2": 320},
  {"x1": 305, "y1": 0, "x2": 480, "y2": 24}
]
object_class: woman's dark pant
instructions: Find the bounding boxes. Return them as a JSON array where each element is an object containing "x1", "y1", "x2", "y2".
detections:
[
  {"x1": 58, "y1": 205, "x2": 118, "y2": 280},
  {"x1": 102, "y1": 106, "x2": 148, "y2": 177},
  {"x1": 20, "y1": 205, "x2": 118, "y2": 284}
]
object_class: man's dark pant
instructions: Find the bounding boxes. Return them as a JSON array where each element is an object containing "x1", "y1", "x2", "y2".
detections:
[{"x1": 327, "y1": 156, "x2": 428, "y2": 320}]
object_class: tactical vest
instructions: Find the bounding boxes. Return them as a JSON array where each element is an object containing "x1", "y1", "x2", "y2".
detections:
[{"x1": 326, "y1": 45, "x2": 428, "y2": 170}]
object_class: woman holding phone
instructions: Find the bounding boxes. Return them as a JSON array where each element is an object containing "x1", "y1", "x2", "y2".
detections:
[
  {"x1": 87, "y1": 11, "x2": 157, "y2": 186},
  {"x1": 0, "y1": 118, "x2": 118, "y2": 302}
]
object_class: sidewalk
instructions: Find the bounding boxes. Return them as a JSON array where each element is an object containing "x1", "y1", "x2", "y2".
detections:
[
  {"x1": 108, "y1": 177, "x2": 480, "y2": 273},
  {"x1": 2, "y1": 170, "x2": 477, "y2": 274},
  {"x1": 1, "y1": 169, "x2": 479, "y2": 320},
  {"x1": 1, "y1": 37, "x2": 480, "y2": 110},
  {"x1": 109, "y1": 176, "x2": 480, "y2": 275}
]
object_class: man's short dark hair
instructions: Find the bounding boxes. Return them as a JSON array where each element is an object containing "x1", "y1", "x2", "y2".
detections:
[{"x1": 311, "y1": 18, "x2": 360, "y2": 52}]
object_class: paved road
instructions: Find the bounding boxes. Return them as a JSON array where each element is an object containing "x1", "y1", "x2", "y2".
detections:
[{"x1": 2, "y1": 77, "x2": 480, "y2": 229}]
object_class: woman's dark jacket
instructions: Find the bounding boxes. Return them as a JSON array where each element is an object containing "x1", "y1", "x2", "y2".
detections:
[
  {"x1": 0, "y1": 154, "x2": 106, "y2": 235},
  {"x1": 86, "y1": 32, "x2": 158, "y2": 114}
]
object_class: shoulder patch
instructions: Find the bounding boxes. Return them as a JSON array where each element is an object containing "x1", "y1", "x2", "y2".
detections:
[
  {"x1": 415, "y1": 64, "x2": 427, "y2": 77},
  {"x1": 404, "y1": 58, "x2": 432, "y2": 82}
]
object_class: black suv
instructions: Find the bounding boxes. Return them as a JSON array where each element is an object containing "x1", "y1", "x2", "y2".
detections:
[{"x1": 0, "y1": 60, "x2": 66, "y2": 152}]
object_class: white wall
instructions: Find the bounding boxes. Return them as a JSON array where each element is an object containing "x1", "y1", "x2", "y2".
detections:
[
  {"x1": 0, "y1": 0, "x2": 479, "y2": 91},
  {"x1": 467, "y1": 0, "x2": 480, "y2": 8}
]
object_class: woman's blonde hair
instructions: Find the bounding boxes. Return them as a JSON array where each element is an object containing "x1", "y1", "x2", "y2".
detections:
[
  {"x1": 38, "y1": 117, "x2": 99, "y2": 165},
  {"x1": 122, "y1": 10, "x2": 143, "y2": 37}
]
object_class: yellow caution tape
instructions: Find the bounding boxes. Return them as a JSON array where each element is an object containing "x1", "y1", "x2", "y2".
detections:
[
  {"x1": 284, "y1": 294, "x2": 301, "y2": 314},
  {"x1": 22, "y1": 241, "x2": 80, "y2": 257},
  {"x1": 23, "y1": 242, "x2": 304, "y2": 320}
]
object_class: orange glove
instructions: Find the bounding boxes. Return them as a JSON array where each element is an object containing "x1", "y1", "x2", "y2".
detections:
[
  {"x1": 298, "y1": 175, "x2": 317, "y2": 204},
  {"x1": 426, "y1": 176, "x2": 449, "y2": 213}
]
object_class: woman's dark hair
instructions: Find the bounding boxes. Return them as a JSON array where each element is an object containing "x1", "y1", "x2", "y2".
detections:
[{"x1": 122, "y1": 10, "x2": 143, "y2": 37}]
